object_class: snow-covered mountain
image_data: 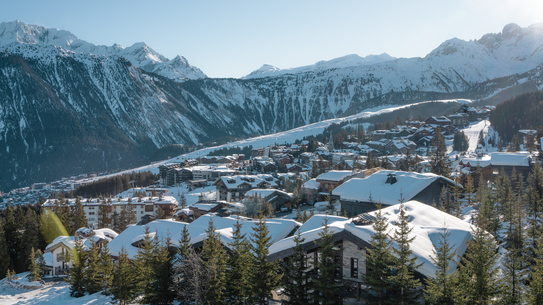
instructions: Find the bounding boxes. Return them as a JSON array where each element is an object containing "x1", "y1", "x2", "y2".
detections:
[
  {"x1": 1, "y1": 21, "x2": 543, "y2": 192},
  {"x1": 243, "y1": 53, "x2": 397, "y2": 79},
  {"x1": 0, "y1": 20, "x2": 206, "y2": 82}
]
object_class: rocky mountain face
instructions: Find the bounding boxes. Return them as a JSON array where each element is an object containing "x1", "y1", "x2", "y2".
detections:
[{"x1": 1, "y1": 22, "x2": 543, "y2": 191}]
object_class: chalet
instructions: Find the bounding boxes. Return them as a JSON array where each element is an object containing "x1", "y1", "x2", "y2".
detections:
[
  {"x1": 384, "y1": 139, "x2": 417, "y2": 155},
  {"x1": 425, "y1": 116, "x2": 451, "y2": 126},
  {"x1": 459, "y1": 152, "x2": 532, "y2": 183},
  {"x1": 370, "y1": 130, "x2": 388, "y2": 141},
  {"x1": 158, "y1": 163, "x2": 183, "y2": 186},
  {"x1": 519, "y1": 129, "x2": 537, "y2": 146},
  {"x1": 245, "y1": 189, "x2": 293, "y2": 211},
  {"x1": 333, "y1": 170, "x2": 457, "y2": 216},
  {"x1": 448, "y1": 113, "x2": 468, "y2": 128},
  {"x1": 315, "y1": 170, "x2": 358, "y2": 193},
  {"x1": 286, "y1": 164, "x2": 303, "y2": 173},
  {"x1": 213, "y1": 174, "x2": 279, "y2": 202},
  {"x1": 189, "y1": 201, "x2": 230, "y2": 219},
  {"x1": 44, "y1": 228, "x2": 118, "y2": 276},
  {"x1": 268, "y1": 201, "x2": 474, "y2": 302}
]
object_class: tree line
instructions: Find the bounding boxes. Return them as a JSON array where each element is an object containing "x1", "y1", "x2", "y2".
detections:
[{"x1": 69, "y1": 171, "x2": 158, "y2": 198}]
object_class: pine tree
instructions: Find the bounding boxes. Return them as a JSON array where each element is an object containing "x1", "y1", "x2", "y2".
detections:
[
  {"x1": 98, "y1": 199, "x2": 110, "y2": 228},
  {"x1": 71, "y1": 197, "x2": 87, "y2": 234},
  {"x1": 201, "y1": 219, "x2": 227, "y2": 305},
  {"x1": 424, "y1": 225, "x2": 458, "y2": 305},
  {"x1": 457, "y1": 222, "x2": 502, "y2": 304},
  {"x1": 429, "y1": 126, "x2": 450, "y2": 177},
  {"x1": 22, "y1": 209, "x2": 41, "y2": 271},
  {"x1": 250, "y1": 215, "x2": 282, "y2": 305},
  {"x1": 527, "y1": 163, "x2": 543, "y2": 254},
  {"x1": 27, "y1": 247, "x2": 41, "y2": 282},
  {"x1": 528, "y1": 238, "x2": 543, "y2": 305},
  {"x1": 126, "y1": 198, "x2": 137, "y2": 225},
  {"x1": 388, "y1": 203, "x2": 423, "y2": 304},
  {"x1": 84, "y1": 240, "x2": 102, "y2": 295},
  {"x1": 362, "y1": 206, "x2": 395, "y2": 304},
  {"x1": 180, "y1": 193, "x2": 187, "y2": 208},
  {"x1": 111, "y1": 247, "x2": 137, "y2": 305},
  {"x1": 312, "y1": 217, "x2": 341, "y2": 305},
  {"x1": 99, "y1": 244, "x2": 114, "y2": 295},
  {"x1": 144, "y1": 237, "x2": 176, "y2": 305},
  {"x1": 283, "y1": 230, "x2": 311, "y2": 305},
  {"x1": 35, "y1": 249, "x2": 47, "y2": 279},
  {"x1": 118, "y1": 206, "x2": 129, "y2": 233},
  {"x1": 464, "y1": 175, "x2": 475, "y2": 207},
  {"x1": 0, "y1": 220, "x2": 12, "y2": 278},
  {"x1": 508, "y1": 135, "x2": 521, "y2": 152},
  {"x1": 226, "y1": 219, "x2": 253, "y2": 304},
  {"x1": 134, "y1": 227, "x2": 156, "y2": 297},
  {"x1": 69, "y1": 239, "x2": 86, "y2": 298}
]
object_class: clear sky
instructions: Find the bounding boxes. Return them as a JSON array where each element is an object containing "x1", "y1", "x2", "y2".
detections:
[{"x1": 1, "y1": 0, "x2": 542, "y2": 78}]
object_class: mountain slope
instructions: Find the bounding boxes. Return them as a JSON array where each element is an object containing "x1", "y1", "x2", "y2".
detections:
[
  {"x1": 1, "y1": 22, "x2": 543, "y2": 192},
  {"x1": 0, "y1": 20, "x2": 206, "y2": 82}
]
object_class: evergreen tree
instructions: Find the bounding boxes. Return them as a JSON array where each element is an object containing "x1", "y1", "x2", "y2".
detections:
[
  {"x1": 22, "y1": 209, "x2": 41, "y2": 271},
  {"x1": 84, "y1": 240, "x2": 102, "y2": 295},
  {"x1": 362, "y1": 206, "x2": 395, "y2": 304},
  {"x1": 527, "y1": 163, "x2": 543, "y2": 254},
  {"x1": 250, "y1": 215, "x2": 282, "y2": 305},
  {"x1": 312, "y1": 217, "x2": 341, "y2": 305},
  {"x1": 27, "y1": 247, "x2": 41, "y2": 282},
  {"x1": 0, "y1": 220, "x2": 12, "y2": 278},
  {"x1": 111, "y1": 247, "x2": 137, "y2": 305},
  {"x1": 424, "y1": 225, "x2": 458, "y2": 305},
  {"x1": 528, "y1": 238, "x2": 543, "y2": 305},
  {"x1": 429, "y1": 126, "x2": 450, "y2": 177},
  {"x1": 508, "y1": 135, "x2": 521, "y2": 152},
  {"x1": 71, "y1": 197, "x2": 87, "y2": 234},
  {"x1": 464, "y1": 175, "x2": 475, "y2": 207},
  {"x1": 98, "y1": 199, "x2": 110, "y2": 228},
  {"x1": 134, "y1": 227, "x2": 156, "y2": 297},
  {"x1": 35, "y1": 249, "x2": 47, "y2": 279},
  {"x1": 126, "y1": 198, "x2": 137, "y2": 225},
  {"x1": 144, "y1": 237, "x2": 176, "y2": 305},
  {"x1": 457, "y1": 222, "x2": 502, "y2": 304},
  {"x1": 99, "y1": 244, "x2": 114, "y2": 295},
  {"x1": 201, "y1": 219, "x2": 227, "y2": 305},
  {"x1": 227, "y1": 219, "x2": 253, "y2": 304},
  {"x1": 118, "y1": 206, "x2": 129, "y2": 233},
  {"x1": 453, "y1": 131, "x2": 469, "y2": 152},
  {"x1": 388, "y1": 203, "x2": 423, "y2": 304},
  {"x1": 283, "y1": 230, "x2": 311, "y2": 305},
  {"x1": 180, "y1": 192, "x2": 187, "y2": 208},
  {"x1": 69, "y1": 239, "x2": 86, "y2": 298}
]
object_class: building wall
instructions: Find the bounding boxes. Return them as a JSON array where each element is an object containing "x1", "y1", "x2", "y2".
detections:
[{"x1": 341, "y1": 239, "x2": 366, "y2": 283}]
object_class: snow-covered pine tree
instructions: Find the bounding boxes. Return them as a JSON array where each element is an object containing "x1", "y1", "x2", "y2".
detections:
[
  {"x1": 99, "y1": 244, "x2": 114, "y2": 295},
  {"x1": 283, "y1": 230, "x2": 311, "y2": 305},
  {"x1": 27, "y1": 247, "x2": 41, "y2": 282}
]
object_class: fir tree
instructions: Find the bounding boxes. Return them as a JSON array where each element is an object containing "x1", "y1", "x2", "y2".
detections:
[
  {"x1": 69, "y1": 239, "x2": 86, "y2": 298},
  {"x1": 111, "y1": 247, "x2": 137, "y2": 305},
  {"x1": 457, "y1": 222, "x2": 502, "y2": 304},
  {"x1": 145, "y1": 237, "x2": 176, "y2": 305},
  {"x1": 388, "y1": 203, "x2": 423, "y2": 304},
  {"x1": 250, "y1": 215, "x2": 282, "y2": 305},
  {"x1": 362, "y1": 206, "x2": 395, "y2": 305},
  {"x1": 283, "y1": 230, "x2": 311, "y2": 305},
  {"x1": 527, "y1": 163, "x2": 543, "y2": 254},
  {"x1": 126, "y1": 198, "x2": 137, "y2": 225},
  {"x1": 134, "y1": 227, "x2": 156, "y2": 296},
  {"x1": 0, "y1": 220, "x2": 12, "y2": 278},
  {"x1": 71, "y1": 197, "x2": 87, "y2": 234},
  {"x1": 99, "y1": 244, "x2": 114, "y2": 295},
  {"x1": 84, "y1": 240, "x2": 102, "y2": 295},
  {"x1": 98, "y1": 199, "x2": 110, "y2": 228},
  {"x1": 528, "y1": 238, "x2": 543, "y2": 305},
  {"x1": 508, "y1": 135, "x2": 521, "y2": 152},
  {"x1": 201, "y1": 219, "x2": 227, "y2": 305},
  {"x1": 35, "y1": 249, "x2": 47, "y2": 279},
  {"x1": 180, "y1": 192, "x2": 187, "y2": 208},
  {"x1": 429, "y1": 126, "x2": 450, "y2": 177},
  {"x1": 27, "y1": 247, "x2": 41, "y2": 282},
  {"x1": 226, "y1": 219, "x2": 253, "y2": 304},
  {"x1": 312, "y1": 217, "x2": 341, "y2": 305},
  {"x1": 424, "y1": 225, "x2": 458, "y2": 305}
]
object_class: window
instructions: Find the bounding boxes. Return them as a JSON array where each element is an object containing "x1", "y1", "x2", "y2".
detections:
[
  {"x1": 145, "y1": 205, "x2": 153, "y2": 212},
  {"x1": 89, "y1": 212, "x2": 95, "y2": 215},
  {"x1": 351, "y1": 258, "x2": 358, "y2": 278},
  {"x1": 141, "y1": 211, "x2": 144, "y2": 214},
  {"x1": 88, "y1": 206, "x2": 95, "y2": 210}
]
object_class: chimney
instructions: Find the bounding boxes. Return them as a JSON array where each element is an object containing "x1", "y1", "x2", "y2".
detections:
[{"x1": 385, "y1": 173, "x2": 397, "y2": 185}]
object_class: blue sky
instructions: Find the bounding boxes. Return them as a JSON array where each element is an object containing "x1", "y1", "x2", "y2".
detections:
[{"x1": 1, "y1": 0, "x2": 541, "y2": 78}]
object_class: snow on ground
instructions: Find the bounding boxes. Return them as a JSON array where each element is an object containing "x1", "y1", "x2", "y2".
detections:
[
  {"x1": 461, "y1": 120, "x2": 491, "y2": 152},
  {"x1": 86, "y1": 100, "x2": 465, "y2": 183}
]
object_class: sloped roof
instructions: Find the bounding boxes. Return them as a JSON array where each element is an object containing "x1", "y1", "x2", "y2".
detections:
[
  {"x1": 332, "y1": 170, "x2": 455, "y2": 206},
  {"x1": 316, "y1": 170, "x2": 353, "y2": 182},
  {"x1": 269, "y1": 200, "x2": 474, "y2": 278}
]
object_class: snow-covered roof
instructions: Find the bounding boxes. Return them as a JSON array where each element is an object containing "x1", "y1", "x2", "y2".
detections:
[
  {"x1": 316, "y1": 170, "x2": 353, "y2": 182},
  {"x1": 215, "y1": 174, "x2": 279, "y2": 189},
  {"x1": 108, "y1": 215, "x2": 300, "y2": 258},
  {"x1": 269, "y1": 200, "x2": 474, "y2": 278},
  {"x1": 244, "y1": 189, "x2": 291, "y2": 200},
  {"x1": 332, "y1": 170, "x2": 454, "y2": 206},
  {"x1": 488, "y1": 152, "x2": 531, "y2": 167},
  {"x1": 303, "y1": 179, "x2": 320, "y2": 190},
  {"x1": 42, "y1": 196, "x2": 178, "y2": 207}
]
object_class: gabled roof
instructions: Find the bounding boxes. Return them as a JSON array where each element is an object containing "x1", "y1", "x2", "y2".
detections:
[
  {"x1": 269, "y1": 200, "x2": 474, "y2": 278},
  {"x1": 488, "y1": 152, "x2": 531, "y2": 167},
  {"x1": 332, "y1": 170, "x2": 455, "y2": 206},
  {"x1": 316, "y1": 170, "x2": 353, "y2": 182}
]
